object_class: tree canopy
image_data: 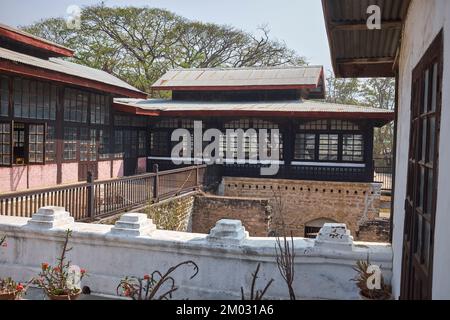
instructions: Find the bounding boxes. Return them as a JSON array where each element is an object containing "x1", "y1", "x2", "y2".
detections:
[{"x1": 23, "y1": 4, "x2": 306, "y2": 93}]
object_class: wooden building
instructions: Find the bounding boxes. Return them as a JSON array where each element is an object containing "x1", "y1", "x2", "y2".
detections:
[
  {"x1": 0, "y1": 24, "x2": 148, "y2": 193},
  {"x1": 114, "y1": 67, "x2": 394, "y2": 182}
]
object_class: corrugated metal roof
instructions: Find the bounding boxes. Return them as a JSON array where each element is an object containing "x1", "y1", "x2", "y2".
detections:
[
  {"x1": 0, "y1": 23, "x2": 74, "y2": 56},
  {"x1": 151, "y1": 66, "x2": 323, "y2": 89},
  {"x1": 322, "y1": 0, "x2": 411, "y2": 77},
  {"x1": 114, "y1": 98, "x2": 394, "y2": 115},
  {"x1": 0, "y1": 47, "x2": 143, "y2": 94}
]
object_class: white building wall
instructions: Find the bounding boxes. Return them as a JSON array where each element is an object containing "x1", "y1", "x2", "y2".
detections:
[
  {"x1": 393, "y1": 0, "x2": 450, "y2": 299},
  {"x1": 0, "y1": 210, "x2": 392, "y2": 300}
]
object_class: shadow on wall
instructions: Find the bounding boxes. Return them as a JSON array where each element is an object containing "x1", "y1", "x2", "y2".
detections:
[{"x1": 11, "y1": 166, "x2": 27, "y2": 192}]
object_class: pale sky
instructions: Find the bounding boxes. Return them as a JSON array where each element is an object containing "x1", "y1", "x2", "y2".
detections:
[{"x1": 0, "y1": 0, "x2": 333, "y2": 73}]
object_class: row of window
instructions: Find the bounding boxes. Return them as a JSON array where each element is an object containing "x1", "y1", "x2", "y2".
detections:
[
  {"x1": 1, "y1": 77, "x2": 113, "y2": 125},
  {"x1": 63, "y1": 128, "x2": 146, "y2": 161},
  {"x1": 0, "y1": 123, "x2": 147, "y2": 165},
  {"x1": 150, "y1": 130, "x2": 284, "y2": 160},
  {"x1": 294, "y1": 133, "x2": 364, "y2": 162},
  {"x1": 0, "y1": 123, "x2": 55, "y2": 165}
]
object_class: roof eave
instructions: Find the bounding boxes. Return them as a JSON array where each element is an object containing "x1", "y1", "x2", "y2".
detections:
[
  {"x1": 112, "y1": 101, "x2": 394, "y2": 122},
  {"x1": 0, "y1": 27, "x2": 74, "y2": 58},
  {"x1": 0, "y1": 58, "x2": 147, "y2": 99}
]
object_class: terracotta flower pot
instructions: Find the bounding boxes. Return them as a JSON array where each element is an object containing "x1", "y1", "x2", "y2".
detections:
[
  {"x1": 47, "y1": 291, "x2": 81, "y2": 301},
  {"x1": 0, "y1": 290, "x2": 17, "y2": 300}
]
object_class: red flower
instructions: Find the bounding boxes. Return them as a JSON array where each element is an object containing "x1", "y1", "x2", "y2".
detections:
[
  {"x1": 124, "y1": 289, "x2": 131, "y2": 297},
  {"x1": 80, "y1": 269, "x2": 86, "y2": 274},
  {"x1": 16, "y1": 283, "x2": 24, "y2": 292},
  {"x1": 143, "y1": 274, "x2": 151, "y2": 280},
  {"x1": 41, "y1": 263, "x2": 49, "y2": 271},
  {"x1": 53, "y1": 266, "x2": 61, "y2": 273}
]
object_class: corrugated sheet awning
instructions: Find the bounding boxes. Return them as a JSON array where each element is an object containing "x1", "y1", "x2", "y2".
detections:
[
  {"x1": 151, "y1": 66, "x2": 324, "y2": 92},
  {"x1": 322, "y1": 0, "x2": 411, "y2": 78},
  {"x1": 113, "y1": 98, "x2": 394, "y2": 126}
]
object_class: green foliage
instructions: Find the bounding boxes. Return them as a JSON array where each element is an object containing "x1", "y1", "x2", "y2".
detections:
[
  {"x1": 326, "y1": 73, "x2": 395, "y2": 158},
  {"x1": 22, "y1": 4, "x2": 306, "y2": 94}
]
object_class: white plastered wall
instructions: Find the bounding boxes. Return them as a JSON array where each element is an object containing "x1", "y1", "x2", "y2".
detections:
[{"x1": 392, "y1": 0, "x2": 450, "y2": 299}]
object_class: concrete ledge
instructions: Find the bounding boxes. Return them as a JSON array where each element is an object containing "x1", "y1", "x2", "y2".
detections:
[{"x1": 0, "y1": 214, "x2": 392, "y2": 300}]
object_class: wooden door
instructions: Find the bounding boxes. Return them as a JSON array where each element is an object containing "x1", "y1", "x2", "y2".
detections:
[{"x1": 400, "y1": 31, "x2": 443, "y2": 300}]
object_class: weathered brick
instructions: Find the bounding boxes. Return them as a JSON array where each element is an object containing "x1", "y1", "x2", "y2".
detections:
[{"x1": 222, "y1": 177, "x2": 382, "y2": 238}]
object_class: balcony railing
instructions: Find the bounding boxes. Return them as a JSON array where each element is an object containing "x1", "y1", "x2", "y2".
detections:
[{"x1": 0, "y1": 165, "x2": 215, "y2": 221}]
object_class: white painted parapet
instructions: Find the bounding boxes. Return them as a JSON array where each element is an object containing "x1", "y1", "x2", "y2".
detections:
[{"x1": 0, "y1": 209, "x2": 392, "y2": 300}]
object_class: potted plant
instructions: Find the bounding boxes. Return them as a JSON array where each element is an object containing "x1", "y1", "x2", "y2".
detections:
[
  {"x1": 0, "y1": 278, "x2": 26, "y2": 300},
  {"x1": 33, "y1": 230, "x2": 87, "y2": 300},
  {"x1": 352, "y1": 257, "x2": 392, "y2": 300},
  {"x1": 0, "y1": 236, "x2": 29, "y2": 300}
]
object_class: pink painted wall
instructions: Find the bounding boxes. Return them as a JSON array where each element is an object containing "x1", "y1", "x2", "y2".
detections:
[
  {"x1": 112, "y1": 159, "x2": 124, "y2": 178},
  {"x1": 61, "y1": 162, "x2": 79, "y2": 185},
  {"x1": 0, "y1": 164, "x2": 58, "y2": 193},
  {"x1": 137, "y1": 157, "x2": 147, "y2": 174},
  {"x1": 28, "y1": 164, "x2": 58, "y2": 190},
  {"x1": 98, "y1": 161, "x2": 112, "y2": 180}
]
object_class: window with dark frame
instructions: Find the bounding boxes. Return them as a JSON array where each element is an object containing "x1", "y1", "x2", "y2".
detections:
[
  {"x1": 342, "y1": 134, "x2": 364, "y2": 162},
  {"x1": 45, "y1": 125, "x2": 56, "y2": 162},
  {"x1": 114, "y1": 130, "x2": 124, "y2": 158},
  {"x1": 98, "y1": 129, "x2": 110, "y2": 160},
  {"x1": 138, "y1": 130, "x2": 146, "y2": 156},
  {"x1": 0, "y1": 123, "x2": 11, "y2": 165},
  {"x1": 295, "y1": 133, "x2": 316, "y2": 160},
  {"x1": 28, "y1": 124, "x2": 45, "y2": 164},
  {"x1": 63, "y1": 127, "x2": 77, "y2": 160},
  {"x1": 13, "y1": 123, "x2": 25, "y2": 164},
  {"x1": 0, "y1": 77, "x2": 8, "y2": 117},
  {"x1": 318, "y1": 134, "x2": 339, "y2": 161},
  {"x1": 13, "y1": 78, "x2": 57, "y2": 120},
  {"x1": 294, "y1": 120, "x2": 365, "y2": 163},
  {"x1": 64, "y1": 88, "x2": 88, "y2": 123},
  {"x1": 150, "y1": 131, "x2": 170, "y2": 156},
  {"x1": 90, "y1": 94, "x2": 110, "y2": 125}
]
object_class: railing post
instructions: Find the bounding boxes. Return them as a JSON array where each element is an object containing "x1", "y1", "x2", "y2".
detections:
[
  {"x1": 195, "y1": 165, "x2": 199, "y2": 190},
  {"x1": 87, "y1": 171, "x2": 95, "y2": 219},
  {"x1": 153, "y1": 164, "x2": 159, "y2": 203}
]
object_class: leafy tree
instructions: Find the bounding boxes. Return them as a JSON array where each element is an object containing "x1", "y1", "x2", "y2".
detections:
[
  {"x1": 325, "y1": 71, "x2": 361, "y2": 105},
  {"x1": 22, "y1": 4, "x2": 306, "y2": 94},
  {"x1": 360, "y1": 78, "x2": 395, "y2": 160},
  {"x1": 326, "y1": 73, "x2": 395, "y2": 159}
]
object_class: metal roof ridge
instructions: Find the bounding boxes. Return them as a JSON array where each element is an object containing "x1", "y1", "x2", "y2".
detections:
[{"x1": 167, "y1": 65, "x2": 323, "y2": 72}]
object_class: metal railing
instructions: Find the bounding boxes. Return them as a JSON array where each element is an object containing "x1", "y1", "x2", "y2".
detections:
[
  {"x1": 374, "y1": 158, "x2": 393, "y2": 193},
  {"x1": 0, "y1": 165, "x2": 210, "y2": 221}
]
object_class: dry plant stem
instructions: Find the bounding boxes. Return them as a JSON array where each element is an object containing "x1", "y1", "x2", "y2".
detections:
[
  {"x1": 272, "y1": 188, "x2": 297, "y2": 300},
  {"x1": 276, "y1": 234, "x2": 296, "y2": 300},
  {"x1": 241, "y1": 263, "x2": 274, "y2": 300},
  {"x1": 148, "y1": 260, "x2": 199, "y2": 300}
]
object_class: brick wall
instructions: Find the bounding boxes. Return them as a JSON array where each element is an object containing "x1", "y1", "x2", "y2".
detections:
[
  {"x1": 192, "y1": 195, "x2": 272, "y2": 236},
  {"x1": 222, "y1": 177, "x2": 382, "y2": 237},
  {"x1": 146, "y1": 193, "x2": 196, "y2": 232},
  {"x1": 356, "y1": 218, "x2": 390, "y2": 243}
]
